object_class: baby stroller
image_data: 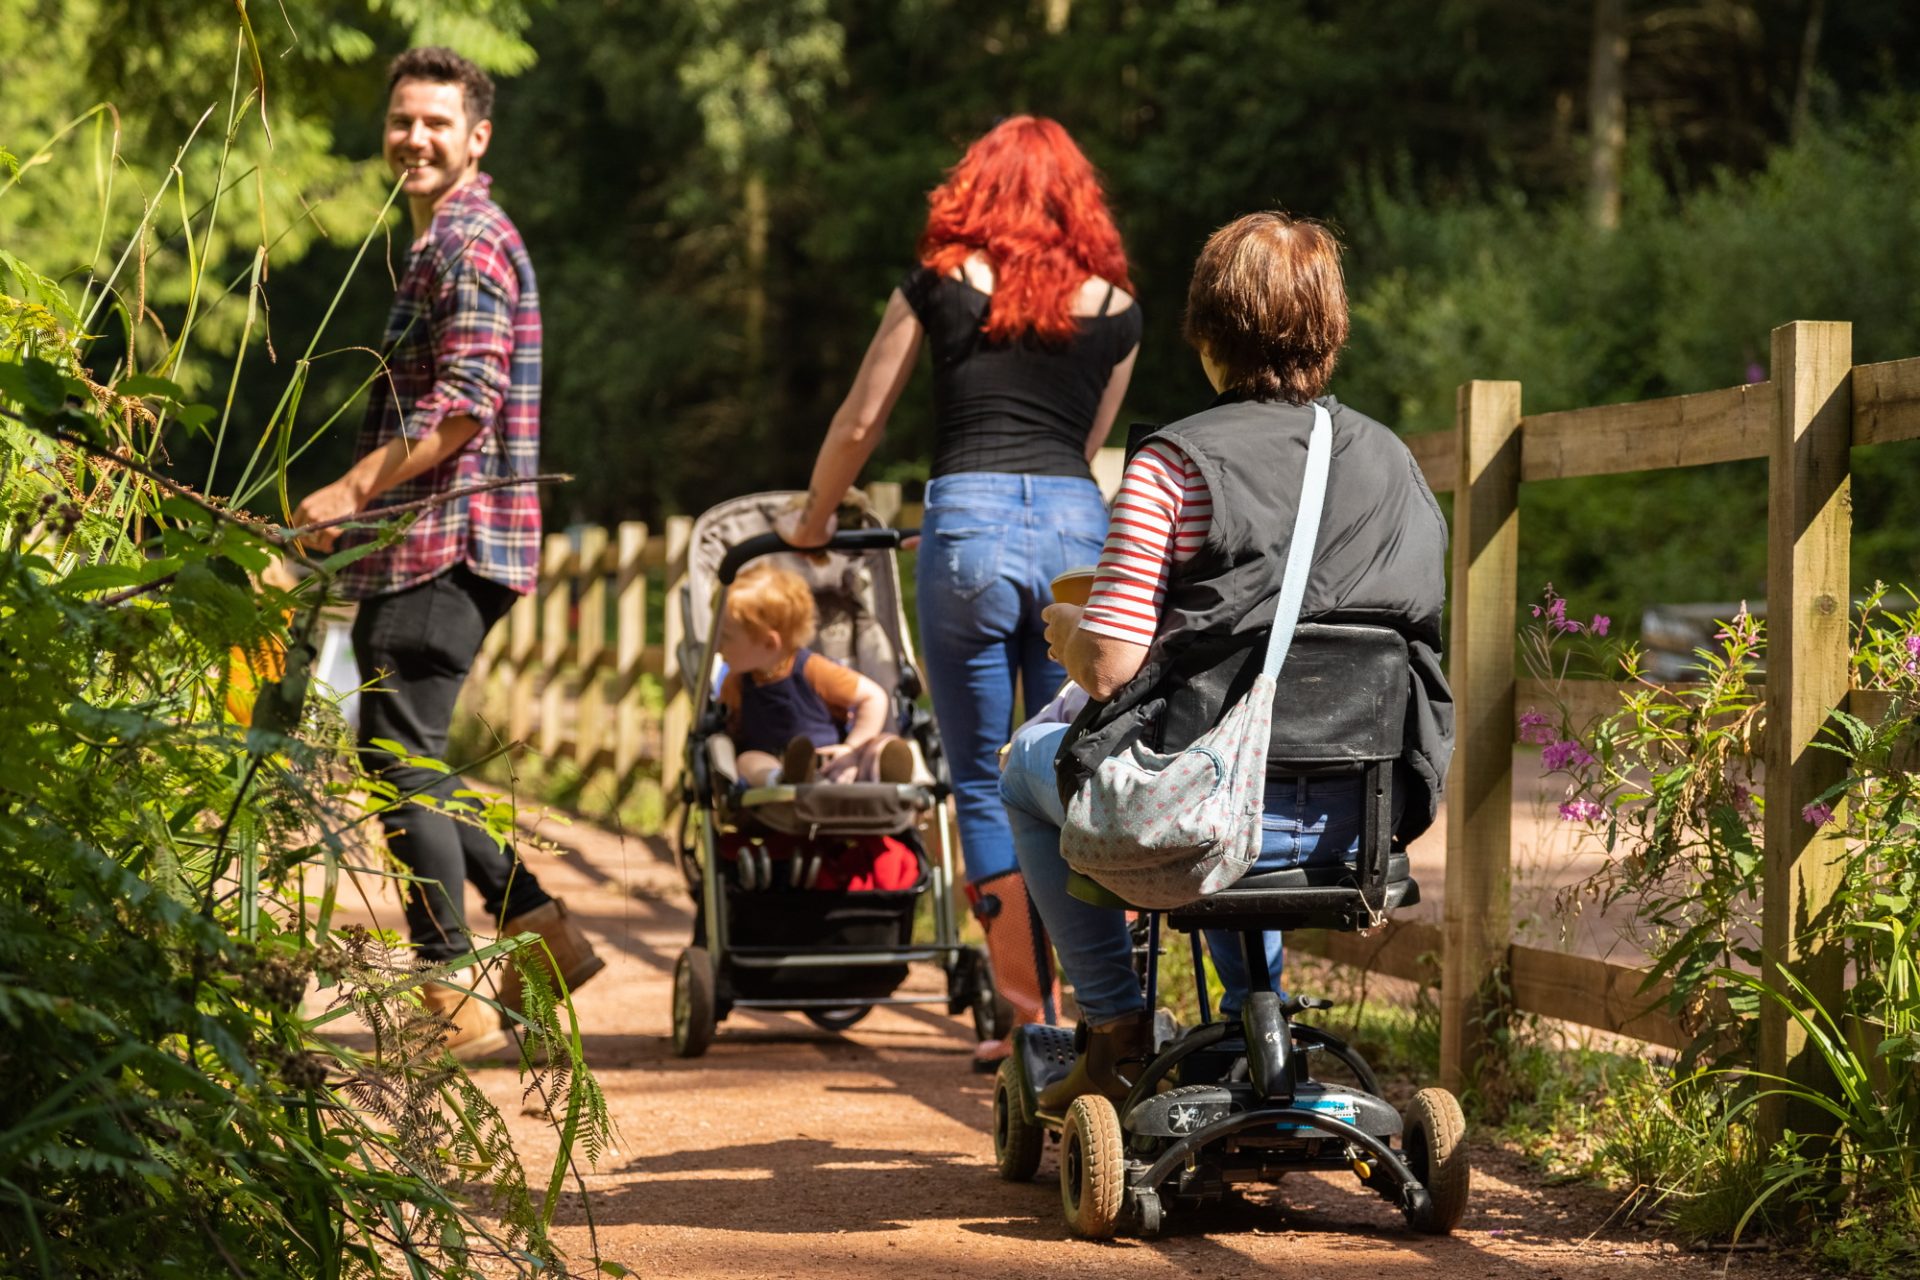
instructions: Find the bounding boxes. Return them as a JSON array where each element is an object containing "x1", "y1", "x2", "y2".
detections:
[
  {"x1": 993, "y1": 624, "x2": 1470, "y2": 1239},
  {"x1": 668, "y1": 491, "x2": 997, "y2": 1056}
]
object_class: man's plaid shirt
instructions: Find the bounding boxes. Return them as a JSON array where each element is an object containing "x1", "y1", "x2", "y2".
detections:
[{"x1": 337, "y1": 173, "x2": 542, "y2": 600}]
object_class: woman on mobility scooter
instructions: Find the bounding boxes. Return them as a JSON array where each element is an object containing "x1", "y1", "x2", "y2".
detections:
[{"x1": 996, "y1": 211, "x2": 1459, "y2": 1237}]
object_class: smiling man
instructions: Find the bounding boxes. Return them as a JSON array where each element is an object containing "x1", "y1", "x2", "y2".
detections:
[{"x1": 293, "y1": 47, "x2": 601, "y2": 1058}]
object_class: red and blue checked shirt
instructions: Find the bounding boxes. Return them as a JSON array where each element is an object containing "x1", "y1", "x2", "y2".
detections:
[{"x1": 337, "y1": 173, "x2": 543, "y2": 600}]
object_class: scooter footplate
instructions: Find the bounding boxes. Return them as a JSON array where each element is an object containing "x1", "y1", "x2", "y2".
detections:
[{"x1": 1015, "y1": 1024, "x2": 1078, "y2": 1099}]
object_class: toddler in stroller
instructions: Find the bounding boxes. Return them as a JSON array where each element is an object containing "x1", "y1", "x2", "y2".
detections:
[
  {"x1": 715, "y1": 565, "x2": 916, "y2": 788},
  {"x1": 670, "y1": 492, "x2": 998, "y2": 1057}
]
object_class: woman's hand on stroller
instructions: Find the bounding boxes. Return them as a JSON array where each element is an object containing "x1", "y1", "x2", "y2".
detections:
[{"x1": 774, "y1": 503, "x2": 836, "y2": 550}]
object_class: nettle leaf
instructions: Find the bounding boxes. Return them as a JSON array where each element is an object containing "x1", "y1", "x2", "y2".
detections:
[
  {"x1": 118, "y1": 374, "x2": 189, "y2": 402},
  {"x1": 171, "y1": 403, "x2": 217, "y2": 436},
  {"x1": 158, "y1": 496, "x2": 215, "y2": 526},
  {"x1": 318, "y1": 539, "x2": 383, "y2": 574},
  {"x1": 61, "y1": 564, "x2": 146, "y2": 594}
]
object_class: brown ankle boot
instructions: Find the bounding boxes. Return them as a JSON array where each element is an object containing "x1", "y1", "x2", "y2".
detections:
[
  {"x1": 969, "y1": 870, "x2": 1062, "y2": 1071},
  {"x1": 1036, "y1": 1011, "x2": 1153, "y2": 1111},
  {"x1": 418, "y1": 979, "x2": 514, "y2": 1062},
  {"x1": 496, "y1": 898, "x2": 608, "y2": 1016}
]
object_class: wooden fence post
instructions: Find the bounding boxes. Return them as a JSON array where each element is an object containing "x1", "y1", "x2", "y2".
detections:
[
  {"x1": 507, "y1": 586, "x2": 536, "y2": 746},
  {"x1": 1441, "y1": 379, "x2": 1522, "y2": 1095},
  {"x1": 865, "y1": 481, "x2": 903, "y2": 527},
  {"x1": 659, "y1": 515, "x2": 697, "y2": 818},
  {"x1": 574, "y1": 525, "x2": 609, "y2": 771},
  {"x1": 614, "y1": 521, "x2": 649, "y2": 778},
  {"x1": 1760, "y1": 320, "x2": 1853, "y2": 1144},
  {"x1": 538, "y1": 533, "x2": 571, "y2": 758}
]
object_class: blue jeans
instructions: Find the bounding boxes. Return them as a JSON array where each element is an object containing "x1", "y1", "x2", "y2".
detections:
[
  {"x1": 917, "y1": 473, "x2": 1110, "y2": 886},
  {"x1": 1000, "y1": 722, "x2": 1367, "y2": 1025}
]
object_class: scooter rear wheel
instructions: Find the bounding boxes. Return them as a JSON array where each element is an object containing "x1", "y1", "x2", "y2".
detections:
[
  {"x1": 1401, "y1": 1087, "x2": 1470, "y2": 1233},
  {"x1": 992, "y1": 1057, "x2": 1044, "y2": 1181},
  {"x1": 1060, "y1": 1094, "x2": 1125, "y2": 1238}
]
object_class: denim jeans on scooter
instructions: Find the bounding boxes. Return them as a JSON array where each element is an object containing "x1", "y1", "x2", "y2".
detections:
[
  {"x1": 1000, "y1": 721, "x2": 1371, "y2": 1025},
  {"x1": 917, "y1": 473, "x2": 1110, "y2": 887}
]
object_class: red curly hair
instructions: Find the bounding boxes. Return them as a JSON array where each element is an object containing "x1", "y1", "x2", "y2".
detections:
[{"x1": 918, "y1": 116, "x2": 1133, "y2": 344}]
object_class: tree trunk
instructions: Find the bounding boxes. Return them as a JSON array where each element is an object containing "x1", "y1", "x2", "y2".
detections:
[
  {"x1": 743, "y1": 167, "x2": 768, "y2": 380},
  {"x1": 1587, "y1": 0, "x2": 1627, "y2": 232},
  {"x1": 1791, "y1": 0, "x2": 1826, "y2": 140},
  {"x1": 1044, "y1": 0, "x2": 1070, "y2": 35}
]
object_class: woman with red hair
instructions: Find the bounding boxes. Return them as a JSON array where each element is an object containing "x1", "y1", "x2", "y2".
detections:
[{"x1": 782, "y1": 116, "x2": 1141, "y2": 1070}]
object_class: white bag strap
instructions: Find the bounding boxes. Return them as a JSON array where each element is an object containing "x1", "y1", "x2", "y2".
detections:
[{"x1": 1259, "y1": 402, "x2": 1333, "y2": 682}]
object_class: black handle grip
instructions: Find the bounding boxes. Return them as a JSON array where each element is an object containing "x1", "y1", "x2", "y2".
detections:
[{"x1": 716, "y1": 527, "x2": 919, "y2": 584}]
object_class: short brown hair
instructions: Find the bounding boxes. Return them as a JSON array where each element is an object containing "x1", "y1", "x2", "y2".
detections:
[
  {"x1": 387, "y1": 46, "x2": 494, "y2": 125},
  {"x1": 1182, "y1": 212, "x2": 1349, "y2": 403},
  {"x1": 726, "y1": 566, "x2": 817, "y2": 656}
]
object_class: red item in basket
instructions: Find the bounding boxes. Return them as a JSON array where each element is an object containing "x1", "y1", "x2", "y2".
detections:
[{"x1": 717, "y1": 833, "x2": 922, "y2": 891}]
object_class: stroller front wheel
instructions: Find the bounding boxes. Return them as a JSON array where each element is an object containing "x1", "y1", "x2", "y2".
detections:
[
  {"x1": 672, "y1": 946, "x2": 718, "y2": 1058},
  {"x1": 803, "y1": 1006, "x2": 872, "y2": 1033}
]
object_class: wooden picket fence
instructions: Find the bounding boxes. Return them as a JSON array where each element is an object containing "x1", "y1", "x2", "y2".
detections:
[
  {"x1": 455, "y1": 329, "x2": 1920, "y2": 1120},
  {"x1": 465, "y1": 517, "x2": 692, "y2": 784}
]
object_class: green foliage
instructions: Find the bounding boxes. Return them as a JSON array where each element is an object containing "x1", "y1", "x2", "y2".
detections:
[
  {"x1": 1526, "y1": 582, "x2": 1920, "y2": 1257},
  {"x1": 0, "y1": 21, "x2": 613, "y2": 1278}
]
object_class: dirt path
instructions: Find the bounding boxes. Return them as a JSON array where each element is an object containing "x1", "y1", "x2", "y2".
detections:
[{"x1": 321, "y1": 811, "x2": 1807, "y2": 1280}]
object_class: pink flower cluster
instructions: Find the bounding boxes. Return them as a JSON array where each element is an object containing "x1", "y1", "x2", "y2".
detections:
[
  {"x1": 1517, "y1": 708, "x2": 1555, "y2": 745},
  {"x1": 1904, "y1": 633, "x2": 1919, "y2": 676},
  {"x1": 1542, "y1": 739, "x2": 1595, "y2": 772},
  {"x1": 1801, "y1": 802, "x2": 1835, "y2": 828},
  {"x1": 1530, "y1": 584, "x2": 1610, "y2": 637},
  {"x1": 1559, "y1": 798, "x2": 1604, "y2": 823}
]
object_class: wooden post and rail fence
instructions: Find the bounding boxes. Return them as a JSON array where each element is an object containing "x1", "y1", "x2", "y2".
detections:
[{"x1": 458, "y1": 320, "x2": 1918, "y2": 1133}]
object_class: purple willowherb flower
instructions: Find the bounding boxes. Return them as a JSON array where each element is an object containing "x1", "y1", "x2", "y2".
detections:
[
  {"x1": 1559, "y1": 798, "x2": 1604, "y2": 823},
  {"x1": 1905, "y1": 634, "x2": 1920, "y2": 675},
  {"x1": 1517, "y1": 708, "x2": 1555, "y2": 745},
  {"x1": 1731, "y1": 782, "x2": 1756, "y2": 819},
  {"x1": 1542, "y1": 739, "x2": 1595, "y2": 771},
  {"x1": 1591, "y1": 614, "x2": 1611, "y2": 637},
  {"x1": 1801, "y1": 802, "x2": 1835, "y2": 828},
  {"x1": 1716, "y1": 603, "x2": 1757, "y2": 645}
]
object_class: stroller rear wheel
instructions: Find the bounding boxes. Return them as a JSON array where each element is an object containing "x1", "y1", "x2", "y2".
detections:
[
  {"x1": 672, "y1": 946, "x2": 717, "y2": 1058},
  {"x1": 803, "y1": 1006, "x2": 872, "y2": 1033}
]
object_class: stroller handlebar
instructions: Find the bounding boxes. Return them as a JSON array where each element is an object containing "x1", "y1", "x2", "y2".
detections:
[{"x1": 717, "y1": 528, "x2": 919, "y2": 584}]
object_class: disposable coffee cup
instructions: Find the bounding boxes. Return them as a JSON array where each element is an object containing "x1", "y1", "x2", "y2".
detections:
[{"x1": 1049, "y1": 566, "x2": 1099, "y2": 609}]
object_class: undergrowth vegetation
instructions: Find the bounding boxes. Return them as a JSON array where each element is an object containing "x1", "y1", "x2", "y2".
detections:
[
  {"x1": 1518, "y1": 584, "x2": 1920, "y2": 1273},
  {"x1": 0, "y1": 26, "x2": 616, "y2": 1280}
]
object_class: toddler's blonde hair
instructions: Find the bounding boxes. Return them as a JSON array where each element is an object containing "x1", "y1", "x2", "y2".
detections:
[{"x1": 725, "y1": 565, "x2": 817, "y2": 656}]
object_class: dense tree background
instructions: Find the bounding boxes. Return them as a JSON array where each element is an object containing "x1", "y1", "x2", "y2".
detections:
[{"x1": 7, "y1": 0, "x2": 1919, "y2": 629}]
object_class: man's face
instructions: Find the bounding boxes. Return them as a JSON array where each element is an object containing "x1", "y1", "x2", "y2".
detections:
[{"x1": 384, "y1": 78, "x2": 491, "y2": 205}]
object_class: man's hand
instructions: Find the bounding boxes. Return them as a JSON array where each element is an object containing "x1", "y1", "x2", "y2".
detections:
[{"x1": 290, "y1": 478, "x2": 366, "y2": 552}]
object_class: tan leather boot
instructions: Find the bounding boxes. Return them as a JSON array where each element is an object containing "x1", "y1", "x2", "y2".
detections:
[
  {"x1": 418, "y1": 979, "x2": 514, "y2": 1062},
  {"x1": 969, "y1": 870, "x2": 1062, "y2": 1072},
  {"x1": 495, "y1": 898, "x2": 608, "y2": 1017},
  {"x1": 1035, "y1": 1011, "x2": 1152, "y2": 1111}
]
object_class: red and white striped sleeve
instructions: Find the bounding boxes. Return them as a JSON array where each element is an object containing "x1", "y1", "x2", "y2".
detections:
[{"x1": 1078, "y1": 441, "x2": 1212, "y2": 644}]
